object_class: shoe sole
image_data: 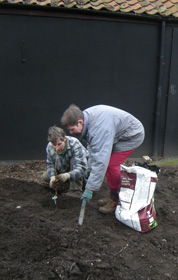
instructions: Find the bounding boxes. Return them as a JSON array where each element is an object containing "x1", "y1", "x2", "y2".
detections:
[{"x1": 98, "y1": 208, "x2": 116, "y2": 214}]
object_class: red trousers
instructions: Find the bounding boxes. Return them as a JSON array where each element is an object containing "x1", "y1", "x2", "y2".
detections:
[{"x1": 105, "y1": 149, "x2": 135, "y2": 195}]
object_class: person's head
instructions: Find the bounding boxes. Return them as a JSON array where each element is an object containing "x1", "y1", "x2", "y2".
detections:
[
  {"x1": 48, "y1": 126, "x2": 66, "y2": 152},
  {"x1": 61, "y1": 104, "x2": 84, "y2": 135}
]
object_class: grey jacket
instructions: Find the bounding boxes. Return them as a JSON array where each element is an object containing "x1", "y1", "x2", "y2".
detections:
[{"x1": 81, "y1": 105, "x2": 145, "y2": 192}]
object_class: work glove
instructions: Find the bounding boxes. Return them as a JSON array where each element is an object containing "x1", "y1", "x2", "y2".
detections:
[
  {"x1": 49, "y1": 176, "x2": 56, "y2": 188},
  {"x1": 80, "y1": 189, "x2": 93, "y2": 204},
  {"x1": 58, "y1": 173, "x2": 71, "y2": 183}
]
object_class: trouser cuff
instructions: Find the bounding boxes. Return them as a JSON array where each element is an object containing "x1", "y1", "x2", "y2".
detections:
[{"x1": 110, "y1": 190, "x2": 118, "y2": 201}]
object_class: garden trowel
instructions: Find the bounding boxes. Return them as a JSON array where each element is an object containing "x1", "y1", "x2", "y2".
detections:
[{"x1": 78, "y1": 198, "x2": 87, "y2": 226}]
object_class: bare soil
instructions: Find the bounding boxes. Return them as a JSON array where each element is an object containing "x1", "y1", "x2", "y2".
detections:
[{"x1": 0, "y1": 160, "x2": 178, "y2": 280}]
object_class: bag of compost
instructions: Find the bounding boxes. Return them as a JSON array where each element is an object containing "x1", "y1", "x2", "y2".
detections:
[{"x1": 115, "y1": 164, "x2": 159, "y2": 233}]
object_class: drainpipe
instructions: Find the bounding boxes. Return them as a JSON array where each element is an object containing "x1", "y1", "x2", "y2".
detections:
[{"x1": 153, "y1": 20, "x2": 166, "y2": 158}]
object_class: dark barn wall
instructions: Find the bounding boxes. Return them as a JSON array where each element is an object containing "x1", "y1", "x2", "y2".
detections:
[
  {"x1": 0, "y1": 12, "x2": 165, "y2": 160},
  {"x1": 158, "y1": 25, "x2": 173, "y2": 157},
  {"x1": 164, "y1": 27, "x2": 178, "y2": 156}
]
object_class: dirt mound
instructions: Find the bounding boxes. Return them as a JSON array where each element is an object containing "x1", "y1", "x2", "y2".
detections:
[{"x1": 0, "y1": 161, "x2": 178, "y2": 280}]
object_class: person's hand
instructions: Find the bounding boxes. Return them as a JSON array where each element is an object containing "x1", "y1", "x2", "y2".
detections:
[
  {"x1": 49, "y1": 176, "x2": 56, "y2": 188},
  {"x1": 58, "y1": 173, "x2": 71, "y2": 183},
  {"x1": 81, "y1": 189, "x2": 93, "y2": 204}
]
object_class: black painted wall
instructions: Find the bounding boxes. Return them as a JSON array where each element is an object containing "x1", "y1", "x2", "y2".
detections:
[{"x1": 0, "y1": 10, "x2": 176, "y2": 160}]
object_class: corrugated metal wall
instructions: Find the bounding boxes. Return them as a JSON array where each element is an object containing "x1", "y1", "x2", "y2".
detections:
[{"x1": 0, "y1": 9, "x2": 177, "y2": 160}]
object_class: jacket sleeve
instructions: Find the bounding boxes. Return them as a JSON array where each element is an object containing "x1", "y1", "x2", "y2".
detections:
[
  {"x1": 69, "y1": 140, "x2": 88, "y2": 180},
  {"x1": 85, "y1": 122, "x2": 115, "y2": 191},
  {"x1": 46, "y1": 144, "x2": 56, "y2": 178}
]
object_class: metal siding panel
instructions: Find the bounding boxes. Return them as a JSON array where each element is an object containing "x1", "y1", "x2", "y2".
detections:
[
  {"x1": 157, "y1": 27, "x2": 173, "y2": 156},
  {"x1": 164, "y1": 27, "x2": 178, "y2": 156},
  {"x1": 0, "y1": 14, "x2": 159, "y2": 159}
]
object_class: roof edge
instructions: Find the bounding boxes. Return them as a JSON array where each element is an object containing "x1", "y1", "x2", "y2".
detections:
[{"x1": 1, "y1": 2, "x2": 178, "y2": 24}]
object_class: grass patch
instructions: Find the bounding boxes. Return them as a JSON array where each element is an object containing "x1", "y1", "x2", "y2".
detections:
[{"x1": 151, "y1": 160, "x2": 178, "y2": 167}]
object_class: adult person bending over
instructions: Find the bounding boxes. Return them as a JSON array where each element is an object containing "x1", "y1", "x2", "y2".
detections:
[
  {"x1": 61, "y1": 104, "x2": 145, "y2": 213},
  {"x1": 41, "y1": 126, "x2": 88, "y2": 198}
]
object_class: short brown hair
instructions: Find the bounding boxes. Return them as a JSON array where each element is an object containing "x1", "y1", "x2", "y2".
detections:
[
  {"x1": 61, "y1": 104, "x2": 84, "y2": 127},
  {"x1": 47, "y1": 126, "x2": 66, "y2": 145}
]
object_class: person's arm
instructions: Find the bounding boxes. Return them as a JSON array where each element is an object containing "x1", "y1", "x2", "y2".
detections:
[
  {"x1": 85, "y1": 124, "x2": 115, "y2": 192},
  {"x1": 46, "y1": 144, "x2": 56, "y2": 178},
  {"x1": 69, "y1": 140, "x2": 88, "y2": 180}
]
